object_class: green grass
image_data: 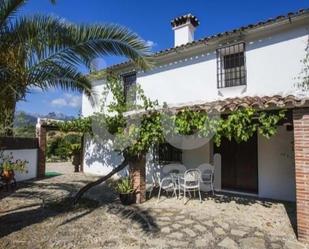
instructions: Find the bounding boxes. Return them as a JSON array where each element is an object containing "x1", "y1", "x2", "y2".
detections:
[{"x1": 45, "y1": 171, "x2": 62, "y2": 178}]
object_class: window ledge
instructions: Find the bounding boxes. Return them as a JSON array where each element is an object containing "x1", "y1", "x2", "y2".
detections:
[{"x1": 217, "y1": 85, "x2": 247, "y2": 98}]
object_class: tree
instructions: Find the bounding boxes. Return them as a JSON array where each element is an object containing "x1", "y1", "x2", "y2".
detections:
[
  {"x1": 0, "y1": 0, "x2": 151, "y2": 136},
  {"x1": 47, "y1": 132, "x2": 81, "y2": 161},
  {"x1": 56, "y1": 74, "x2": 286, "y2": 204}
]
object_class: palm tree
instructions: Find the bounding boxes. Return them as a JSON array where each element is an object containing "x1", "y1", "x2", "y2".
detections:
[{"x1": 0, "y1": 0, "x2": 151, "y2": 135}]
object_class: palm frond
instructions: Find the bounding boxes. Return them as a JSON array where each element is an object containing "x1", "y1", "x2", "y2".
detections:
[
  {"x1": 27, "y1": 60, "x2": 93, "y2": 98},
  {"x1": 66, "y1": 23, "x2": 153, "y2": 70},
  {"x1": 0, "y1": 0, "x2": 25, "y2": 29},
  {"x1": 9, "y1": 15, "x2": 152, "y2": 70}
]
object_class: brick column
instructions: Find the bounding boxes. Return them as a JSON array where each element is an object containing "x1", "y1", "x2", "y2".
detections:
[
  {"x1": 36, "y1": 124, "x2": 46, "y2": 178},
  {"x1": 129, "y1": 156, "x2": 146, "y2": 204},
  {"x1": 293, "y1": 108, "x2": 309, "y2": 244}
]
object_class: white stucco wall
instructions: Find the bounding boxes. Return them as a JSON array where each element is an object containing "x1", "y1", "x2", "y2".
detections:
[
  {"x1": 182, "y1": 143, "x2": 211, "y2": 168},
  {"x1": 137, "y1": 26, "x2": 308, "y2": 105},
  {"x1": 258, "y1": 126, "x2": 295, "y2": 201},
  {"x1": 2, "y1": 149, "x2": 38, "y2": 182},
  {"x1": 82, "y1": 136, "x2": 128, "y2": 177},
  {"x1": 81, "y1": 22, "x2": 305, "y2": 200},
  {"x1": 83, "y1": 25, "x2": 309, "y2": 117},
  {"x1": 144, "y1": 142, "x2": 211, "y2": 184}
]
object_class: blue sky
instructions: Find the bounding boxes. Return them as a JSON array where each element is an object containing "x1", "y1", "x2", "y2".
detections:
[{"x1": 17, "y1": 0, "x2": 309, "y2": 116}]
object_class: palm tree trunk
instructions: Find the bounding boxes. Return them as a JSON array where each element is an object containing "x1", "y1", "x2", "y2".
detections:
[{"x1": 0, "y1": 89, "x2": 16, "y2": 136}]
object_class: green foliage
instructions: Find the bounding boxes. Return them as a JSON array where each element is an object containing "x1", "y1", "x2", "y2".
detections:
[
  {"x1": 258, "y1": 110, "x2": 286, "y2": 139},
  {"x1": 113, "y1": 177, "x2": 134, "y2": 194},
  {"x1": 0, "y1": 0, "x2": 151, "y2": 135},
  {"x1": 70, "y1": 143, "x2": 81, "y2": 155},
  {"x1": 56, "y1": 117, "x2": 92, "y2": 134},
  {"x1": 219, "y1": 108, "x2": 257, "y2": 144},
  {"x1": 57, "y1": 76, "x2": 286, "y2": 159},
  {"x1": 47, "y1": 133, "x2": 81, "y2": 161},
  {"x1": 0, "y1": 151, "x2": 28, "y2": 172}
]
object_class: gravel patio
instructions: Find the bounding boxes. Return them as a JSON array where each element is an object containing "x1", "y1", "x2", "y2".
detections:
[{"x1": 0, "y1": 163, "x2": 307, "y2": 249}]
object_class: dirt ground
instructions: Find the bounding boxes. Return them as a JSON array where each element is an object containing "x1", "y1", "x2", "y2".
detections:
[{"x1": 0, "y1": 163, "x2": 307, "y2": 249}]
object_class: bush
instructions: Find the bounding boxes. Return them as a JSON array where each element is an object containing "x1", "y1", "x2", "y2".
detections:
[{"x1": 47, "y1": 133, "x2": 81, "y2": 161}]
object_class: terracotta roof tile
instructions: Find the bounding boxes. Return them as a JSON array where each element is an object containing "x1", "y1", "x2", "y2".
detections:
[{"x1": 126, "y1": 95, "x2": 309, "y2": 117}]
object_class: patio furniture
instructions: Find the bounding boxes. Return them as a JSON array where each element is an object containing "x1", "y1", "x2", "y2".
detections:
[
  {"x1": 170, "y1": 172, "x2": 183, "y2": 199},
  {"x1": 181, "y1": 169, "x2": 202, "y2": 203},
  {"x1": 157, "y1": 175, "x2": 177, "y2": 201},
  {"x1": 199, "y1": 163, "x2": 215, "y2": 195},
  {"x1": 157, "y1": 163, "x2": 186, "y2": 200},
  {"x1": 146, "y1": 171, "x2": 160, "y2": 198},
  {"x1": 162, "y1": 163, "x2": 186, "y2": 175}
]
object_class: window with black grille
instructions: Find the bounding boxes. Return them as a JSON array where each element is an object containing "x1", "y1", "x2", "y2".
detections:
[
  {"x1": 217, "y1": 43, "x2": 246, "y2": 88},
  {"x1": 155, "y1": 143, "x2": 182, "y2": 164},
  {"x1": 122, "y1": 72, "x2": 136, "y2": 103}
]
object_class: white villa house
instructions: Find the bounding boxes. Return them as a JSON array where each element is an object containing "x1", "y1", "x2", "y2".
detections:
[{"x1": 81, "y1": 9, "x2": 309, "y2": 242}]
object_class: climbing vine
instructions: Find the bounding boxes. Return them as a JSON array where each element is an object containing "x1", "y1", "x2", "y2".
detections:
[
  {"x1": 170, "y1": 107, "x2": 286, "y2": 147},
  {"x1": 55, "y1": 75, "x2": 287, "y2": 151},
  {"x1": 54, "y1": 74, "x2": 287, "y2": 203}
]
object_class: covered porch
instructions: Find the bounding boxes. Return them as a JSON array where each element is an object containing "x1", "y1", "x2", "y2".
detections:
[{"x1": 130, "y1": 95, "x2": 309, "y2": 243}]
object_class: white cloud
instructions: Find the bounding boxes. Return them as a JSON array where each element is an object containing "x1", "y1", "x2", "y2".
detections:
[
  {"x1": 29, "y1": 86, "x2": 43, "y2": 92},
  {"x1": 30, "y1": 85, "x2": 57, "y2": 93},
  {"x1": 145, "y1": 40, "x2": 157, "y2": 48},
  {"x1": 51, "y1": 98, "x2": 67, "y2": 107},
  {"x1": 50, "y1": 94, "x2": 81, "y2": 108}
]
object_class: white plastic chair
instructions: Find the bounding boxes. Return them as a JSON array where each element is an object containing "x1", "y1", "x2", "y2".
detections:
[
  {"x1": 146, "y1": 171, "x2": 160, "y2": 199},
  {"x1": 181, "y1": 169, "x2": 202, "y2": 203},
  {"x1": 157, "y1": 175, "x2": 177, "y2": 201},
  {"x1": 160, "y1": 163, "x2": 186, "y2": 199},
  {"x1": 199, "y1": 163, "x2": 215, "y2": 195}
]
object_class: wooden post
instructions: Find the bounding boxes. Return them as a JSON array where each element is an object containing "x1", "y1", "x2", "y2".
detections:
[{"x1": 36, "y1": 123, "x2": 46, "y2": 178}]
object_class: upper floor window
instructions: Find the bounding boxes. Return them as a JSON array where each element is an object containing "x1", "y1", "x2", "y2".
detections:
[
  {"x1": 122, "y1": 72, "x2": 136, "y2": 104},
  {"x1": 216, "y1": 42, "x2": 246, "y2": 88}
]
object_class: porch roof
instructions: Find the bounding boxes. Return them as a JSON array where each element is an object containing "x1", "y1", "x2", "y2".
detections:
[{"x1": 126, "y1": 95, "x2": 309, "y2": 116}]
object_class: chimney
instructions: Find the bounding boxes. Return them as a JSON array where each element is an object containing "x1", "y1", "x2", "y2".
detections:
[{"x1": 171, "y1": 14, "x2": 200, "y2": 47}]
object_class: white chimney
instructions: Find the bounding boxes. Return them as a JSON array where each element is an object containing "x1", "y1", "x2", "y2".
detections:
[{"x1": 171, "y1": 14, "x2": 200, "y2": 47}]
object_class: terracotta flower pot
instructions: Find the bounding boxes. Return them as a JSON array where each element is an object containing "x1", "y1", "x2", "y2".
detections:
[{"x1": 2, "y1": 170, "x2": 15, "y2": 184}]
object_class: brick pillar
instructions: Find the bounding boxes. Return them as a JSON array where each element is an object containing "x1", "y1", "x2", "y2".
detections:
[
  {"x1": 293, "y1": 108, "x2": 309, "y2": 244},
  {"x1": 129, "y1": 156, "x2": 146, "y2": 204},
  {"x1": 36, "y1": 124, "x2": 46, "y2": 178}
]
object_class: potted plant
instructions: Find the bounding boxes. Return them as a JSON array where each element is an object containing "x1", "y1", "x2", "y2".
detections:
[
  {"x1": 114, "y1": 177, "x2": 136, "y2": 205},
  {"x1": 0, "y1": 151, "x2": 28, "y2": 184},
  {"x1": 70, "y1": 144, "x2": 81, "y2": 172}
]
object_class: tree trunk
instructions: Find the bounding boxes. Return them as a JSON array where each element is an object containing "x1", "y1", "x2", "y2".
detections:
[
  {"x1": 0, "y1": 89, "x2": 17, "y2": 136},
  {"x1": 73, "y1": 158, "x2": 129, "y2": 204}
]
